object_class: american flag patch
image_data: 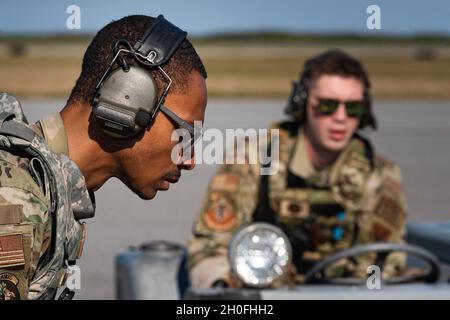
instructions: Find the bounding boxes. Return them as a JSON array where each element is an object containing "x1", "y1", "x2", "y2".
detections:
[{"x1": 0, "y1": 233, "x2": 25, "y2": 268}]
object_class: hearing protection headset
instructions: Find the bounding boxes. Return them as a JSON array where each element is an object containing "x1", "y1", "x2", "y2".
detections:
[
  {"x1": 285, "y1": 50, "x2": 377, "y2": 130},
  {"x1": 92, "y1": 15, "x2": 187, "y2": 138}
]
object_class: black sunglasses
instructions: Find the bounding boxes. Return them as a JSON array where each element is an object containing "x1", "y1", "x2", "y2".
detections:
[
  {"x1": 315, "y1": 98, "x2": 366, "y2": 118},
  {"x1": 160, "y1": 104, "x2": 195, "y2": 137},
  {"x1": 159, "y1": 104, "x2": 202, "y2": 160}
]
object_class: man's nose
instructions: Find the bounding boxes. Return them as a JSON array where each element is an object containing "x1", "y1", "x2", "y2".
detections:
[
  {"x1": 180, "y1": 154, "x2": 196, "y2": 170},
  {"x1": 333, "y1": 103, "x2": 348, "y2": 121}
]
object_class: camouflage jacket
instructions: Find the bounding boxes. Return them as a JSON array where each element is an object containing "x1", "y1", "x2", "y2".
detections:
[
  {"x1": 188, "y1": 121, "x2": 407, "y2": 288},
  {"x1": 0, "y1": 93, "x2": 95, "y2": 300}
]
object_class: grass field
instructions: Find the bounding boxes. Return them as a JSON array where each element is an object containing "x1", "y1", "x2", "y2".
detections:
[{"x1": 1, "y1": 38, "x2": 450, "y2": 99}]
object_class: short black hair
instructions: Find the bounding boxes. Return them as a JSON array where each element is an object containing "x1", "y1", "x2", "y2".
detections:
[
  {"x1": 67, "y1": 15, "x2": 207, "y2": 106},
  {"x1": 303, "y1": 49, "x2": 370, "y2": 91}
]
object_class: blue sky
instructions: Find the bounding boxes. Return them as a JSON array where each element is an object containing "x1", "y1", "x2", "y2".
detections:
[{"x1": 1, "y1": 0, "x2": 449, "y2": 36}]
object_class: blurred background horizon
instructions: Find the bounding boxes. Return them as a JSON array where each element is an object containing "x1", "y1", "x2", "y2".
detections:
[
  {"x1": 1, "y1": 0, "x2": 450, "y2": 99},
  {"x1": 1, "y1": 0, "x2": 450, "y2": 299},
  {"x1": 1, "y1": 0, "x2": 450, "y2": 36}
]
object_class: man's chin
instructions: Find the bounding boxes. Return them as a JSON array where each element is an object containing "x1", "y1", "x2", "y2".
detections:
[
  {"x1": 322, "y1": 139, "x2": 350, "y2": 153},
  {"x1": 127, "y1": 183, "x2": 157, "y2": 200},
  {"x1": 136, "y1": 190, "x2": 157, "y2": 200},
  {"x1": 118, "y1": 177, "x2": 159, "y2": 200}
]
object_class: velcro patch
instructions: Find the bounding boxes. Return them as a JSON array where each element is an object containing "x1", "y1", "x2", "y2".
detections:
[
  {"x1": 203, "y1": 192, "x2": 238, "y2": 232},
  {"x1": 383, "y1": 176, "x2": 403, "y2": 195},
  {"x1": 279, "y1": 199, "x2": 310, "y2": 219},
  {"x1": 372, "y1": 222, "x2": 392, "y2": 241},
  {"x1": 375, "y1": 196, "x2": 403, "y2": 228},
  {"x1": 0, "y1": 233, "x2": 25, "y2": 268},
  {"x1": 0, "y1": 204, "x2": 22, "y2": 225},
  {"x1": 0, "y1": 272, "x2": 21, "y2": 300}
]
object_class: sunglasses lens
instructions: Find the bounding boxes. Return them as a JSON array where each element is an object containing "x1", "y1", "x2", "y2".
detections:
[
  {"x1": 317, "y1": 99, "x2": 365, "y2": 118},
  {"x1": 181, "y1": 140, "x2": 194, "y2": 159},
  {"x1": 318, "y1": 99, "x2": 339, "y2": 115},
  {"x1": 179, "y1": 130, "x2": 203, "y2": 162},
  {"x1": 345, "y1": 102, "x2": 365, "y2": 118}
]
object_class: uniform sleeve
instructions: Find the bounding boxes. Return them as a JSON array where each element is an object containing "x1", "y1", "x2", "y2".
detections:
[
  {"x1": 187, "y1": 161, "x2": 261, "y2": 288},
  {"x1": 0, "y1": 166, "x2": 50, "y2": 300},
  {"x1": 355, "y1": 159, "x2": 408, "y2": 277}
]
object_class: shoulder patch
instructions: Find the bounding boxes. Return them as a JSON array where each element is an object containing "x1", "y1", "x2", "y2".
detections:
[
  {"x1": 374, "y1": 192, "x2": 405, "y2": 229},
  {"x1": 372, "y1": 222, "x2": 392, "y2": 241},
  {"x1": 202, "y1": 192, "x2": 238, "y2": 232},
  {"x1": 0, "y1": 272, "x2": 21, "y2": 300}
]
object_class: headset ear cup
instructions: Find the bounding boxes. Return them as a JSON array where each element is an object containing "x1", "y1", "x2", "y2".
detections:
[
  {"x1": 92, "y1": 66, "x2": 158, "y2": 138},
  {"x1": 297, "y1": 87, "x2": 308, "y2": 124},
  {"x1": 92, "y1": 92, "x2": 102, "y2": 122},
  {"x1": 285, "y1": 81, "x2": 308, "y2": 123},
  {"x1": 92, "y1": 92, "x2": 100, "y2": 108},
  {"x1": 135, "y1": 110, "x2": 152, "y2": 128},
  {"x1": 359, "y1": 90, "x2": 377, "y2": 130},
  {"x1": 285, "y1": 81, "x2": 298, "y2": 118},
  {"x1": 367, "y1": 109, "x2": 377, "y2": 130}
]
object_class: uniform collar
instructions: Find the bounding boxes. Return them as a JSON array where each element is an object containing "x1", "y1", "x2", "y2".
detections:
[
  {"x1": 288, "y1": 127, "x2": 370, "y2": 187},
  {"x1": 33, "y1": 113, "x2": 95, "y2": 219},
  {"x1": 60, "y1": 153, "x2": 96, "y2": 219},
  {"x1": 33, "y1": 113, "x2": 69, "y2": 155},
  {"x1": 289, "y1": 127, "x2": 322, "y2": 179}
]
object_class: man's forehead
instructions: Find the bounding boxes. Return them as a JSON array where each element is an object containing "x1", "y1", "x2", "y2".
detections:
[
  {"x1": 165, "y1": 91, "x2": 206, "y2": 124},
  {"x1": 311, "y1": 74, "x2": 364, "y2": 99},
  {"x1": 160, "y1": 69, "x2": 207, "y2": 125}
]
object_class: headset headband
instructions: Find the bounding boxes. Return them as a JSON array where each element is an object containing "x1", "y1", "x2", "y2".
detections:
[
  {"x1": 92, "y1": 15, "x2": 188, "y2": 138},
  {"x1": 133, "y1": 15, "x2": 187, "y2": 67}
]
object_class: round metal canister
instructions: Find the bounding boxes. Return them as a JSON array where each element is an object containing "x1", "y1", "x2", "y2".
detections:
[{"x1": 115, "y1": 241, "x2": 189, "y2": 300}]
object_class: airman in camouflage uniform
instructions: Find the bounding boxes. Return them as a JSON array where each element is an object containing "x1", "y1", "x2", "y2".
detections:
[
  {"x1": 0, "y1": 15, "x2": 208, "y2": 299},
  {"x1": 188, "y1": 50, "x2": 407, "y2": 288},
  {"x1": 0, "y1": 93, "x2": 94, "y2": 300}
]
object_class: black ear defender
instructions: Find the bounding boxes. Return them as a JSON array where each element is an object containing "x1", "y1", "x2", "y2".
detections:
[
  {"x1": 284, "y1": 79, "x2": 308, "y2": 124},
  {"x1": 92, "y1": 15, "x2": 187, "y2": 138},
  {"x1": 285, "y1": 51, "x2": 377, "y2": 130}
]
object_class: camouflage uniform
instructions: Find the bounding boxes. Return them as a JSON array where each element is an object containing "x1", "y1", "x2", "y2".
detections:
[
  {"x1": 0, "y1": 93, "x2": 94, "y2": 300},
  {"x1": 188, "y1": 121, "x2": 407, "y2": 287}
]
